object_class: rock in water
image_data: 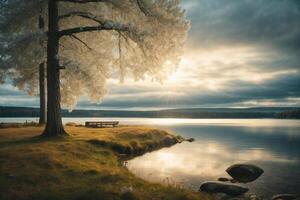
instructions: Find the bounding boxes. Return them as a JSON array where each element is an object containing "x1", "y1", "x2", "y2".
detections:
[
  {"x1": 218, "y1": 177, "x2": 230, "y2": 182},
  {"x1": 230, "y1": 179, "x2": 238, "y2": 183},
  {"x1": 272, "y1": 194, "x2": 299, "y2": 200},
  {"x1": 186, "y1": 138, "x2": 195, "y2": 142},
  {"x1": 199, "y1": 181, "x2": 249, "y2": 196},
  {"x1": 226, "y1": 164, "x2": 264, "y2": 183}
]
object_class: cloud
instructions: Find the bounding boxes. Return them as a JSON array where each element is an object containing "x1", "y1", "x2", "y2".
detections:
[
  {"x1": 73, "y1": 71, "x2": 299, "y2": 109},
  {"x1": 185, "y1": 0, "x2": 300, "y2": 53},
  {"x1": 0, "y1": 84, "x2": 38, "y2": 107},
  {"x1": 0, "y1": 0, "x2": 299, "y2": 110}
]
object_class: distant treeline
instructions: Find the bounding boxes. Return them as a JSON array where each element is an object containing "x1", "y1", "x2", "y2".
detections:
[
  {"x1": 274, "y1": 109, "x2": 300, "y2": 119},
  {"x1": 0, "y1": 106, "x2": 299, "y2": 119}
]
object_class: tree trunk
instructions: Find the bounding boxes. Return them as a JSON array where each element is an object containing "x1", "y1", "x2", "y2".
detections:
[
  {"x1": 42, "y1": 0, "x2": 66, "y2": 137},
  {"x1": 39, "y1": 62, "x2": 46, "y2": 125}
]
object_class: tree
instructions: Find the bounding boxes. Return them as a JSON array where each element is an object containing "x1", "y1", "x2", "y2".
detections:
[
  {"x1": 0, "y1": 0, "x2": 47, "y2": 125},
  {"x1": 0, "y1": 0, "x2": 189, "y2": 137},
  {"x1": 39, "y1": 62, "x2": 46, "y2": 125},
  {"x1": 39, "y1": 14, "x2": 47, "y2": 125}
]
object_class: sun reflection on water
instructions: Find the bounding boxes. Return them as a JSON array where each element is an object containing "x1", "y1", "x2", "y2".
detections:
[
  {"x1": 128, "y1": 141, "x2": 297, "y2": 182},
  {"x1": 127, "y1": 122, "x2": 300, "y2": 197}
]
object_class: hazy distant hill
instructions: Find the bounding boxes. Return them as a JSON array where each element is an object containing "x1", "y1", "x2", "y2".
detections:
[
  {"x1": 274, "y1": 109, "x2": 300, "y2": 119},
  {"x1": 0, "y1": 106, "x2": 299, "y2": 119}
]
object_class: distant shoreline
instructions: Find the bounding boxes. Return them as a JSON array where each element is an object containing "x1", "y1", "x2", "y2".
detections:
[{"x1": 0, "y1": 106, "x2": 299, "y2": 119}]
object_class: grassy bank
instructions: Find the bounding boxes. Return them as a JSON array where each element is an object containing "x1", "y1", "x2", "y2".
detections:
[{"x1": 0, "y1": 125, "x2": 210, "y2": 200}]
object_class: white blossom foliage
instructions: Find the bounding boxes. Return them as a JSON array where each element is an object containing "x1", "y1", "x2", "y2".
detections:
[{"x1": 0, "y1": 0, "x2": 189, "y2": 109}]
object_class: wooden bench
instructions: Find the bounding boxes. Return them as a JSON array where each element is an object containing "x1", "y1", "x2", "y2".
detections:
[{"x1": 85, "y1": 121, "x2": 119, "y2": 128}]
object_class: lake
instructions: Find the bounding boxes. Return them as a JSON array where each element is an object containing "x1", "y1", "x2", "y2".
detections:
[{"x1": 1, "y1": 118, "x2": 300, "y2": 198}]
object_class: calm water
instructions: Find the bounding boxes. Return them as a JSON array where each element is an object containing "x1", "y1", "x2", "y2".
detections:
[{"x1": 1, "y1": 118, "x2": 300, "y2": 197}]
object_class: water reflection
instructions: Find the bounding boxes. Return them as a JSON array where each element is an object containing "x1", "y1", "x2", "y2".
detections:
[
  {"x1": 128, "y1": 142, "x2": 298, "y2": 179},
  {"x1": 127, "y1": 121, "x2": 300, "y2": 198}
]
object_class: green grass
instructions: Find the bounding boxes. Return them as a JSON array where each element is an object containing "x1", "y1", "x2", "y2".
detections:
[{"x1": 0, "y1": 125, "x2": 212, "y2": 200}]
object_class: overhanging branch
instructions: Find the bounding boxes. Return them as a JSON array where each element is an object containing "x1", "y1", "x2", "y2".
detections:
[
  {"x1": 70, "y1": 34, "x2": 93, "y2": 50},
  {"x1": 57, "y1": 0, "x2": 108, "y2": 3},
  {"x1": 58, "y1": 11, "x2": 103, "y2": 25},
  {"x1": 136, "y1": 0, "x2": 151, "y2": 17},
  {"x1": 59, "y1": 25, "x2": 114, "y2": 37},
  {"x1": 58, "y1": 0, "x2": 152, "y2": 18},
  {"x1": 58, "y1": 22, "x2": 140, "y2": 41}
]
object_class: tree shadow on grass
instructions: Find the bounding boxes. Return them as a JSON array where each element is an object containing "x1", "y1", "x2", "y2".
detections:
[{"x1": 0, "y1": 134, "x2": 68, "y2": 147}]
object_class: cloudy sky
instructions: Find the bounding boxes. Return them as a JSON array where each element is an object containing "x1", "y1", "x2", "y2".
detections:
[{"x1": 1, "y1": 0, "x2": 300, "y2": 110}]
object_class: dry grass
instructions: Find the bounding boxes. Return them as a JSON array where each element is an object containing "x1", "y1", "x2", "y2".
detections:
[{"x1": 0, "y1": 125, "x2": 211, "y2": 200}]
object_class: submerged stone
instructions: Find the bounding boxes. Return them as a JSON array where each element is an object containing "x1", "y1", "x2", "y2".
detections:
[
  {"x1": 186, "y1": 138, "x2": 195, "y2": 142},
  {"x1": 199, "y1": 181, "x2": 249, "y2": 196},
  {"x1": 218, "y1": 177, "x2": 230, "y2": 182},
  {"x1": 226, "y1": 164, "x2": 264, "y2": 183}
]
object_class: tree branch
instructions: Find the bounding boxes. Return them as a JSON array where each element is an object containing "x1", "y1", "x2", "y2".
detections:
[
  {"x1": 119, "y1": 31, "x2": 147, "y2": 57},
  {"x1": 58, "y1": 21, "x2": 139, "y2": 40},
  {"x1": 57, "y1": 0, "x2": 107, "y2": 3},
  {"x1": 118, "y1": 31, "x2": 138, "y2": 54},
  {"x1": 58, "y1": 0, "x2": 152, "y2": 18},
  {"x1": 136, "y1": 0, "x2": 151, "y2": 17},
  {"x1": 59, "y1": 25, "x2": 110, "y2": 37},
  {"x1": 69, "y1": 34, "x2": 93, "y2": 50},
  {"x1": 58, "y1": 11, "x2": 104, "y2": 25},
  {"x1": 118, "y1": 32, "x2": 122, "y2": 67}
]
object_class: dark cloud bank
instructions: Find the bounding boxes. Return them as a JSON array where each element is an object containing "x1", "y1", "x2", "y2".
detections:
[{"x1": 185, "y1": 0, "x2": 300, "y2": 52}]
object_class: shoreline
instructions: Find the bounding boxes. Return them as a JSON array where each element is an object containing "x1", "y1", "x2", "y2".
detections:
[{"x1": 0, "y1": 125, "x2": 207, "y2": 200}]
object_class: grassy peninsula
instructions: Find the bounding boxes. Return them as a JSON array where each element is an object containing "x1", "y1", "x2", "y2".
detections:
[{"x1": 0, "y1": 125, "x2": 209, "y2": 200}]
